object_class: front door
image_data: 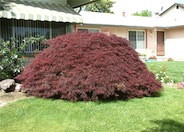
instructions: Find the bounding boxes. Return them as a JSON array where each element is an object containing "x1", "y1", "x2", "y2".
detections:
[{"x1": 157, "y1": 31, "x2": 165, "y2": 56}]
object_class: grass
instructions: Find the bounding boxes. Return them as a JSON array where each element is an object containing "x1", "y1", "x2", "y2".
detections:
[
  {"x1": 0, "y1": 61, "x2": 184, "y2": 132},
  {"x1": 146, "y1": 61, "x2": 184, "y2": 82},
  {"x1": 0, "y1": 87, "x2": 184, "y2": 132}
]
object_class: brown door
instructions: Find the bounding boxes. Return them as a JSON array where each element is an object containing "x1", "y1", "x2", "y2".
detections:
[{"x1": 157, "y1": 31, "x2": 165, "y2": 56}]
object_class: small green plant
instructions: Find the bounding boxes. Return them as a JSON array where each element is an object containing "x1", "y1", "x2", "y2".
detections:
[
  {"x1": 149, "y1": 64, "x2": 173, "y2": 84},
  {"x1": 0, "y1": 38, "x2": 27, "y2": 80},
  {"x1": 138, "y1": 53, "x2": 146, "y2": 56}
]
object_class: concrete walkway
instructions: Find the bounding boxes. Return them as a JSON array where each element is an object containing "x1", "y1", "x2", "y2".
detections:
[{"x1": 0, "y1": 91, "x2": 27, "y2": 107}]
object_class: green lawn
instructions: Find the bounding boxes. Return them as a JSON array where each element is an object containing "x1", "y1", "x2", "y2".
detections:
[
  {"x1": 0, "y1": 61, "x2": 184, "y2": 132},
  {"x1": 146, "y1": 61, "x2": 184, "y2": 82},
  {"x1": 0, "y1": 88, "x2": 184, "y2": 132}
]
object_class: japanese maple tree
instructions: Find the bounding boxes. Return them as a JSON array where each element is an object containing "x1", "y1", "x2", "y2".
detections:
[{"x1": 16, "y1": 32, "x2": 162, "y2": 101}]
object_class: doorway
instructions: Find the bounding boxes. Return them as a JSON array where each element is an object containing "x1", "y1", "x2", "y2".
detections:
[{"x1": 157, "y1": 31, "x2": 165, "y2": 56}]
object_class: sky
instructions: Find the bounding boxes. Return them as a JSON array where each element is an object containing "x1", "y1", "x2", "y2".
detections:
[{"x1": 112, "y1": 0, "x2": 176, "y2": 16}]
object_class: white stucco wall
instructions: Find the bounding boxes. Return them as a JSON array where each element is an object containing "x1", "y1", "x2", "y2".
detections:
[
  {"x1": 165, "y1": 28, "x2": 184, "y2": 60},
  {"x1": 165, "y1": 38, "x2": 184, "y2": 60}
]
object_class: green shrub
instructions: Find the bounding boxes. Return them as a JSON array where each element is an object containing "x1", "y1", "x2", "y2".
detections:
[
  {"x1": 149, "y1": 64, "x2": 173, "y2": 84},
  {"x1": 0, "y1": 38, "x2": 27, "y2": 80},
  {"x1": 0, "y1": 35, "x2": 47, "y2": 81}
]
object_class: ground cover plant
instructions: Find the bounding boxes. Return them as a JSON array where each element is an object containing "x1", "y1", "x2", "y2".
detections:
[
  {"x1": 0, "y1": 87, "x2": 184, "y2": 132},
  {"x1": 16, "y1": 32, "x2": 162, "y2": 101}
]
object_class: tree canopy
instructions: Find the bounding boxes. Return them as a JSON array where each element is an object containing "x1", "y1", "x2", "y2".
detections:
[
  {"x1": 133, "y1": 10, "x2": 152, "y2": 17},
  {"x1": 83, "y1": 0, "x2": 115, "y2": 13},
  {"x1": 0, "y1": 1, "x2": 10, "y2": 11}
]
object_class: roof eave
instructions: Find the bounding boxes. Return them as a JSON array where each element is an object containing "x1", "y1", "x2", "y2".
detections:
[{"x1": 159, "y1": 3, "x2": 176, "y2": 16}]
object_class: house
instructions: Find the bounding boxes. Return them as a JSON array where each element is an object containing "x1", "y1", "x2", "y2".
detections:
[
  {"x1": 0, "y1": 0, "x2": 98, "y2": 53},
  {"x1": 76, "y1": 2, "x2": 184, "y2": 61},
  {"x1": 1, "y1": 0, "x2": 184, "y2": 61}
]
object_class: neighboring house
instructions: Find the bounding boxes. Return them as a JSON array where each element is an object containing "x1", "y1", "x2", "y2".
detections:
[
  {"x1": 159, "y1": 2, "x2": 184, "y2": 61},
  {"x1": 0, "y1": 0, "x2": 98, "y2": 53},
  {"x1": 76, "y1": 2, "x2": 184, "y2": 61}
]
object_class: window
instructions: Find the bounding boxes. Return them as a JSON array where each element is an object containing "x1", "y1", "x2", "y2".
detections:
[
  {"x1": 77, "y1": 28, "x2": 99, "y2": 33},
  {"x1": 0, "y1": 19, "x2": 13, "y2": 41},
  {"x1": 128, "y1": 31, "x2": 146, "y2": 49},
  {"x1": 0, "y1": 18, "x2": 67, "y2": 52},
  {"x1": 77, "y1": 28, "x2": 88, "y2": 32},
  {"x1": 52, "y1": 22, "x2": 66, "y2": 38},
  {"x1": 12, "y1": 20, "x2": 50, "y2": 52},
  {"x1": 88, "y1": 29, "x2": 100, "y2": 33}
]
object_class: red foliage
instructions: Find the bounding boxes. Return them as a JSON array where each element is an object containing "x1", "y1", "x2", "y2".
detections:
[{"x1": 16, "y1": 32, "x2": 162, "y2": 101}]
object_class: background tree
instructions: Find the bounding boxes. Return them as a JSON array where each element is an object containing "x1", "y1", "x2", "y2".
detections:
[
  {"x1": 83, "y1": 0, "x2": 115, "y2": 13},
  {"x1": 0, "y1": 0, "x2": 10, "y2": 11},
  {"x1": 133, "y1": 10, "x2": 152, "y2": 17}
]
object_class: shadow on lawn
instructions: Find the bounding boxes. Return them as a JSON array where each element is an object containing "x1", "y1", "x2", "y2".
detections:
[{"x1": 142, "y1": 119, "x2": 184, "y2": 132}]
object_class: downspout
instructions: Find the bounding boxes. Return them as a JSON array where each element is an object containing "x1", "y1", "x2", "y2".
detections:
[{"x1": 146, "y1": 29, "x2": 148, "y2": 49}]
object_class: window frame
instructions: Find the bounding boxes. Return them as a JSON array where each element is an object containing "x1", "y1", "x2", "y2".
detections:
[
  {"x1": 128, "y1": 30, "x2": 146, "y2": 49},
  {"x1": 77, "y1": 27, "x2": 100, "y2": 33}
]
